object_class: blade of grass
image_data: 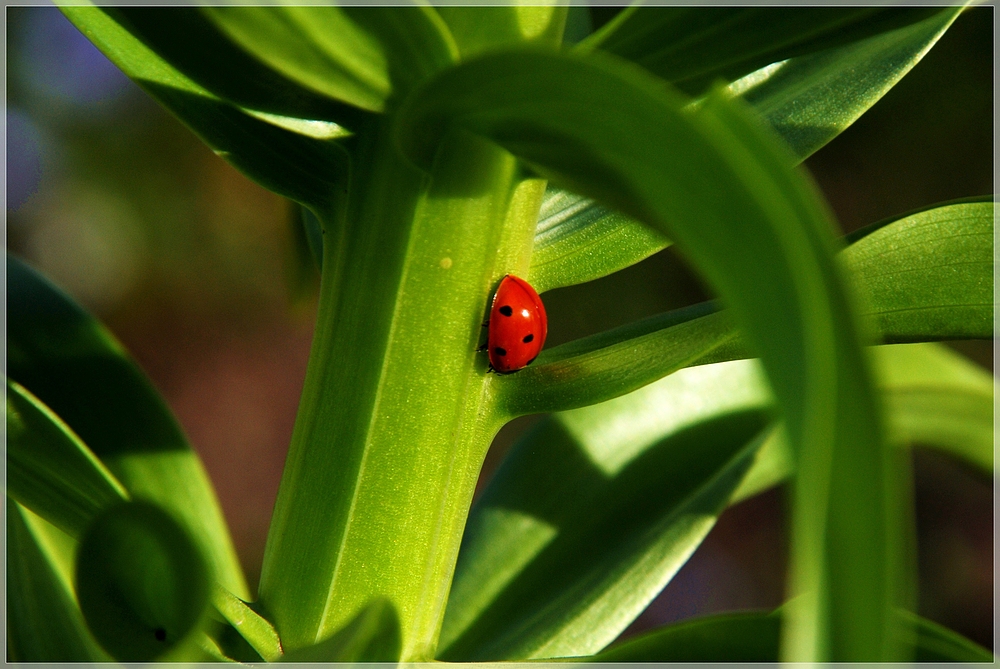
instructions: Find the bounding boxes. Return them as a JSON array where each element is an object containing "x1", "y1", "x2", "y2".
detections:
[
  {"x1": 842, "y1": 199, "x2": 992, "y2": 343},
  {"x1": 440, "y1": 423, "x2": 771, "y2": 660}
]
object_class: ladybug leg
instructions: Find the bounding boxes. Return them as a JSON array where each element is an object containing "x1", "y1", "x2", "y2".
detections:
[
  {"x1": 481, "y1": 319, "x2": 489, "y2": 328},
  {"x1": 476, "y1": 342, "x2": 487, "y2": 352}
]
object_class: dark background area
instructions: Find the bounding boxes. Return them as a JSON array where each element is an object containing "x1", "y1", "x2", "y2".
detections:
[{"x1": 7, "y1": 6, "x2": 993, "y2": 650}]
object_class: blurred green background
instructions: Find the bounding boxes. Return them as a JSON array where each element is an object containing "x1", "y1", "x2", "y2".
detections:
[{"x1": 6, "y1": 7, "x2": 993, "y2": 649}]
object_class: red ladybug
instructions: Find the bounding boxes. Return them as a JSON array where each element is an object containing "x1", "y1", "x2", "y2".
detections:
[{"x1": 486, "y1": 274, "x2": 547, "y2": 374}]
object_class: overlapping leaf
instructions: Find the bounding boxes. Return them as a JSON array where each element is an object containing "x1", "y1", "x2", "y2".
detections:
[
  {"x1": 442, "y1": 342, "x2": 991, "y2": 659},
  {"x1": 843, "y1": 198, "x2": 992, "y2": 342},
  {"x1": 60, "y1": 7, "x2": 351, "y2": 215},
  {"x1": 7, "y1": 379, "x2": 128, "y2": 538},
  {"x1": 508, "y1": 201, "x2": 992, "y2": 412},
  {"x1": 531, "y1": 8, "x2": 963, "y2": 293},
  {"x1": 279, "y1": 598, "x2": 401, "y2": 662},
  {"x1": 203, "y1": 7, "x2": 457, "y2": 111},
  {"x1": 7, "y1": 255, "x2": 248, "y2": 598},
  {"x1": 434, "y1": 6, "x2": 567, "y2": 57},
  {"x1": 75, "y1": 500, "x2": 212, "y2": 661},
  {"x1": 586, "y1": 608, "x2": 992, "y2": 662},
  {"x1": 579, "y1": 7, "x2": 943, "y2": 96},
  {"x1": 440, "y1": 363, "x2": 773, "y2": 659},
  {"x1": 7, "y1": 502, "x2": 111, "y2": 662}
]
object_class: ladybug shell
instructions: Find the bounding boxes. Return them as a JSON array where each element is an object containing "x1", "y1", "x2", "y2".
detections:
[{"x1": 487, "y1": 274, "x2": 547, "y2": 374}]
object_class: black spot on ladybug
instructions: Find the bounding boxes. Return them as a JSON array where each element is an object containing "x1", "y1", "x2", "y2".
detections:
[
  {"x1": 522, "y1": 333, "x2": 534, "y2": 343},
  {"x1": 527, "y1": 355, "x2": 537, "y2": 365},
  {"x1": 154, "y1": 628, "x2": 167, "y2": 642},
  {"x1": 494, "y1": 347, "x2": 507, "y2": 357},
  {"x1": 499, "y1": 305, "x2": 513, "y2": 317}
]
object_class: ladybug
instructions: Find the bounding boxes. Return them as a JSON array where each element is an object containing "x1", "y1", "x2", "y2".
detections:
[{"x1": 485, "y1": 274, "x2": 547, "y2": 374}]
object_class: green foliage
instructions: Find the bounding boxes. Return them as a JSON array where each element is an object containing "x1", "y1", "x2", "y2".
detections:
[
  {"x1": 585, "y1": 607, "x2": 993, "y2": 662},
  {"x1": 12, "y1": 5, "x2": 992, "y2": 665},
  {"x1": 7, "y1": 503, "x2": 111, "y2": 661},
  {"x1": 7, "y1": 378, "x2": 128, "y2": 538},
  {"x1": 74, "y1": 500, "x2": 212, "y2": 661}
]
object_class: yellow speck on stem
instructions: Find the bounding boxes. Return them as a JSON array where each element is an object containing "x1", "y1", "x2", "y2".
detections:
[{"x1": 439, "y1": 257, "x2": 453, "y2": 270}]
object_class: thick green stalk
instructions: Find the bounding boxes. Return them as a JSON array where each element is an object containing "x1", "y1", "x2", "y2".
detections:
[{"x1": 257, "y1": 122, "x2": 543, "y2": 660}]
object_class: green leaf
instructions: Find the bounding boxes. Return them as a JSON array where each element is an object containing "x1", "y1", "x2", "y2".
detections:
[
  {"x1": 7, "y1": 378, "x2": 129, "y2": 538},
  {"x1": 437, "y1": 6, "x2": 567, "y2": 57},
  {"x1": 528, "y1": 187, "x2": 669, "y2": 293},
  {"x1": 591, "y1": 610, "x2": 781, "y2": 662},
  {"x1": 530, "y1": 8, "x2": 962, "y2": 292},
  {"x1": 740, "y1": 7, "x2": 962, "y2": 160},
  {"x1": 75, "y1": 500, "x2": 212, "y2": 661},
  {"x1": 7, "y1": 254, "x2": 248, "y2": 599},
  {"x1": 397, "y1": 50, "x2": 894, "y2": 660},
  {"x1": 903, "y1": 610, "x2": 995, "y2": 663},
  {"x1": 843, "y1": 199, "x2": 993, "y2": 343},
  {"x1": 579, "y1": 8, "x2": 944, "y2": 96},
  {"x1": 519, "y1": 200, "x2": 993, "y2": 413},
  {"x1": 734, "y1": 342, "x2": 994, "y2": 500},
  {"x1": 212, "y1": 585, "x2": 283, "y2": 662},
  {"x1": 60, "y1": 6, "x2": 351, "y2": 214},
  {"x1": 439, "y1": 418, "x2": 771, "y2": 660},
  {"x1": 93, "y1": 8, "x2": 370, "y2": 129},
  {"x1": 875, "y1": 343, "x2": 994, "y2": 473},
  {"x1": 586, "y1": 608, "x2": 993, "y2": 662},
  {"x1": 7, "y1": 502, "x2": 111, "y2": 662},
  {"x1": 203, "y1": 7, "x2": 457, "y2": 112},
  {"x1": 446, "y1": 341, "x2": 988, "y2": 659},
  {"x1": 497, "y1": 304, "x2": 737, "y2": 416},
  {"x1": 280, "y1": 597, "x2": 401, "y2": 662}
]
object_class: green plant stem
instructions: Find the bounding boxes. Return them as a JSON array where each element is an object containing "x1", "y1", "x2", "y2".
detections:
[{"x1": 257, "y1": 123, "x2": 543, "y2": 661}]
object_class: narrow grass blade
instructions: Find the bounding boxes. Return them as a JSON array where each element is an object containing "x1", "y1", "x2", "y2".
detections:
[
  {"x1": 875, "y1": 343, "x2": 993, "y2": 473},
  {"x1": 90, "y1": 8, "x2": 369, "y2": 128},
  {"x1": 7, "y1": 378, "x2": 128, "y2": 538},
  {"x1": 741, "y1": 7, "x2": 963, "y2": 160},
  {"x1": 528, "y1": 188, "x2": 669, "y2": 294},
  {"x1": 7, "y1": 254, "x2": 248, "y2": 598}
]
